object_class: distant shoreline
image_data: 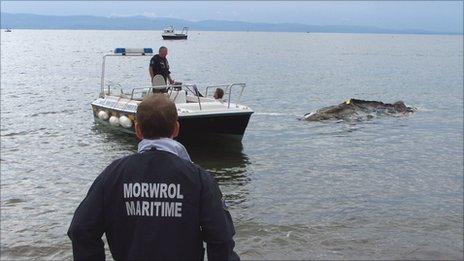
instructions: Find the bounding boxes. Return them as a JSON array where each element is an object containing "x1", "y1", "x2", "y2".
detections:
[
  {"x1": 1, "y1": 28, "x2": 462, "y2": 36},
  {"x1": 2, "y1": 12, "x2": 462, "y2": 36}
]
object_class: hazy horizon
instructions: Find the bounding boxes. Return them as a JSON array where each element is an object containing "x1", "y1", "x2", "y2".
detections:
[{"x1": 1, "y1": 1, "x2": 463, "y2": 34}]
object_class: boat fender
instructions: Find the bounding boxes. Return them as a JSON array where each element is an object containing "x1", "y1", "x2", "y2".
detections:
[
  {"x1": 98, "y1": 110, "x2": 109, "y2": 120},
  {"x1": 119, "y1": 115, "x2": 132, "y2": 128},
  {"x1": 109, "y1": 116, "x2": 120, "y2": 126}
]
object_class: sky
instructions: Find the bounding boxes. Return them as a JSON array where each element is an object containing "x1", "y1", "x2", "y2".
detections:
[{"x1": 1, "y1": 1, "x2": 463, "y2": 33}]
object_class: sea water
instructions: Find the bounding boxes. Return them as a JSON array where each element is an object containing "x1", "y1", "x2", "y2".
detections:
[{"x1": 1, "y1": 30, "x2": 463, "y2": 259}]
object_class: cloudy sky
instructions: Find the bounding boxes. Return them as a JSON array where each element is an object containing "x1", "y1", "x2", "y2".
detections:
[{"x1": 1, "y1": 1, "x2": 463, "y2": 33}]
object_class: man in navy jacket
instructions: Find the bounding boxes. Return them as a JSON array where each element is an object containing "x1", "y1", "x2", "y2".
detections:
[{"x1": 68, "y1": 94, "x2": 239, "y2": 260}]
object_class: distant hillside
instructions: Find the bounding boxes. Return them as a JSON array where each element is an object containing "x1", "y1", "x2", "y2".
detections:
[{"x1": 1, "y1": 12, "x2": 459, "y2": 35}]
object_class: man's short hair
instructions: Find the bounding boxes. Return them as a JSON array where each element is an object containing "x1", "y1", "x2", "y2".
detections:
[
  {"x1": 215, "y1": 88, "x2": 224, "y2": 99},
  {"x1": 136, "y1": 94, "x2": 178, "y2": 139},
  {"x1": 159, "y1": 46, "x2": 167, "y2": 53}
]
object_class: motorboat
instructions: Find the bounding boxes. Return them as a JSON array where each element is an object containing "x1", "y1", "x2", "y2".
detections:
[
  {"x1": 162, "y1": 26, "x2": 188, "y2": 40},
  {"x1": 91, "y1": 48, "x2": 253, "y2": 141}
]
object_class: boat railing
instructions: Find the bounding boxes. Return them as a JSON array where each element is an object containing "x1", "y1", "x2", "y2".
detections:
[
  {"x1": 127, "y1": 84, "x2": 204, "y2": 110},
  {"x1": 164, "y1": 25, "x2": 174, "y2": 33},
  {"x1": 104, "y1": 82, "x2": 246, "y2": 110},
  {"x1": 100, "y1": 48, "x2": 154, "y2": 98},
  {"x1": 205, "y1": 83, "x2": 246, "y2": 109}
]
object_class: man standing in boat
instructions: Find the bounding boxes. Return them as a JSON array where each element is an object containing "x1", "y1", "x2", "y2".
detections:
[
  {"x1": 149, "y1": 46, "x2": 175, "y2": 85},
  {"x1": 68, "y1": 94, "x2": 239, "y2": 260}
]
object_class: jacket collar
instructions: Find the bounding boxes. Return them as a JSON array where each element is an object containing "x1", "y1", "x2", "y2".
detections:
[{"x1": 138, "y1": 138, "x2": 191, "y2": 162}]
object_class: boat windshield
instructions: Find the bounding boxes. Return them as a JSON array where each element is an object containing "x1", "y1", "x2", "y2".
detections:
[{"x1": 164, "y1": 26, "x2": 174, "y2": 33}]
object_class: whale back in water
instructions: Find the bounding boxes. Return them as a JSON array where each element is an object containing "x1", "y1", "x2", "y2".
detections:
[{"x1": 304, "y1": 99, "x2": 415, "y2": 121}]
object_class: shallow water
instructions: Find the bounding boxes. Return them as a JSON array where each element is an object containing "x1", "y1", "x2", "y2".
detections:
[{"x1": 1, "y1": 30, "x2": 463, "y2": 260}]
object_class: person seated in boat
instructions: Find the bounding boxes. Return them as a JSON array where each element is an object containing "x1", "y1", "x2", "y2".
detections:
[
  {"x1": 68, "y1": 94, "x2": 239, "y2": 261},
  {"x1": 213, "y1": 88, "x2": 224, "y2": 100},
  {"x1": 149, "y1": 46, "x2": 175, "y2": 85}
]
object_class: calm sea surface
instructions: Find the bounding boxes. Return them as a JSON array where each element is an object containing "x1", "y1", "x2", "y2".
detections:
[{"x1": 1, "y1": 30, "x2": 463, "y2": 260}]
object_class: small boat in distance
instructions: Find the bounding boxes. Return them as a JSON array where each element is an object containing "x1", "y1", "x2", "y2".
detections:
[
  {"x1": 5, "y1": 28, "x2": 12, "y2": 32},
  {"x1": 162, "y1": 26, "x2": 188, "y2": 40},
  {"x1": 91, "y1": 48, "x2": 253, "y2": 141}
]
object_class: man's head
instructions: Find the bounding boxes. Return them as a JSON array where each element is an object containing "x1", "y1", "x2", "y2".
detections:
[
  {"x1": 135, "y1": 94, "x2": 179, "y2": 140},
  {"x1": 213, "y1": 88, "x2": 224, "y2": 99},
  {"x1": 159, "y1": 46, "x2": 168, "y2": 58}
]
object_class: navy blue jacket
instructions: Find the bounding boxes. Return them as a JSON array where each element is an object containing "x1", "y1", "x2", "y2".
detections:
[
  {"x1": 68, "y1": 148, "x2": 239, "y2": 260},
  {"x1": 150, "y1": 54, "x2": 171, "y2": 81}
]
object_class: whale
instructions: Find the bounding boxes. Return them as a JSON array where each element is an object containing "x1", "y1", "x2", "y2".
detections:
[{"x1": 303, "y1": 99, "x2": 415, "y2": 121}]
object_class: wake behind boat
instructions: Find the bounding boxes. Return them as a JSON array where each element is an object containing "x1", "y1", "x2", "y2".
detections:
[{"x1": 91, "y1": 48, "x2": 253, "y2": 141}]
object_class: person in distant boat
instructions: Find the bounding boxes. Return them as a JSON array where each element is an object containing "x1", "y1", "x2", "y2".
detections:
[
  {"x1": 214, "y1": 88, "x2": 224, "y2": 100},
  {"x1": 68, "y1": 94, "x2": 239, "y2": 260},
  {"x1": 149, "y1": 46, "x2": 174, "y2": 85}
]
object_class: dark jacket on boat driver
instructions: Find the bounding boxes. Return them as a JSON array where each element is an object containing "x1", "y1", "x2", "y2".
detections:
[
  {"x1": 67, "y1": 94, "x2": 239, "y2": 261},
  {"x1": 150, "y1": 53, "x2": 171, "y2": 82}
]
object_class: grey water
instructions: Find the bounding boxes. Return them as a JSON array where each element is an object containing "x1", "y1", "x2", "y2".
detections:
[{"x1": 1, "y1": 30, "x2": 463, "y2": 260}]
